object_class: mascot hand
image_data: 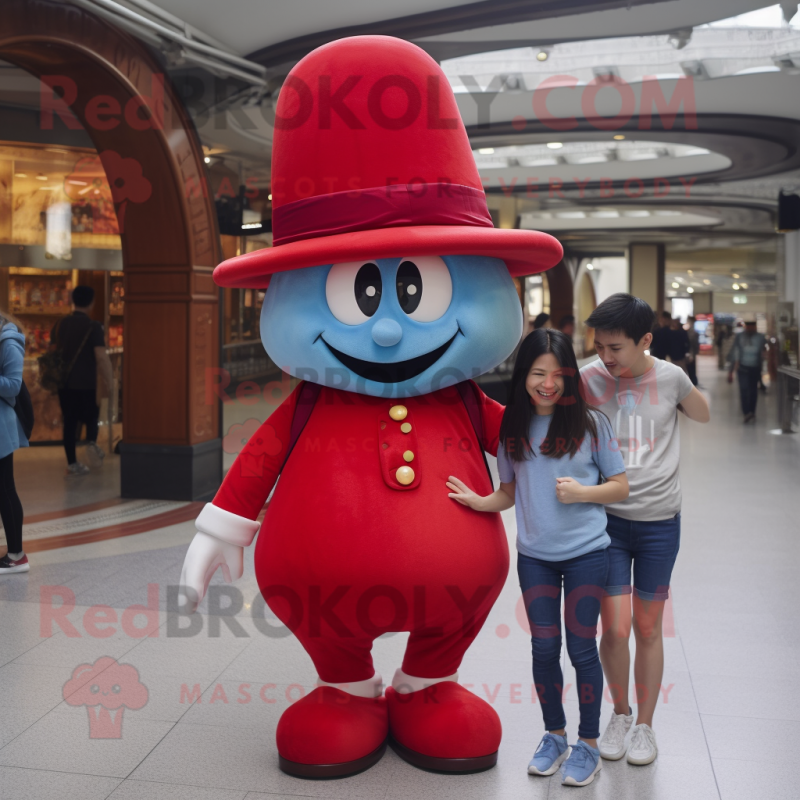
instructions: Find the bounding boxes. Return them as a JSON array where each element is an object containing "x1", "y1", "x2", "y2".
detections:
[{"x1": 178, "y1": 531, "x2": 244, "y2": 613}]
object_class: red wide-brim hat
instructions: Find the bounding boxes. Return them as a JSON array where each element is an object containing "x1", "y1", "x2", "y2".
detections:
[{"x1": 214, "y1": 36, "x2": 562, "y2": 289}]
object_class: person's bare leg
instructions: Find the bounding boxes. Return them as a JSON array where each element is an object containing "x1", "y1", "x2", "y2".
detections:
[
  {"x1": 631, "y1": 596, "x2": 666, "y2": 728},
  {"x1": 599, "y1": 594, "x2": 632, "y2": 716}
]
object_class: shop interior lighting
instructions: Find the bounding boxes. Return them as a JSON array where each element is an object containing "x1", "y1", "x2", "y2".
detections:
[
  {"x1": 536, "y1": 50, "x2": 549, "y2": 62},
  {"x1": 672, "y1": 282, "x2": 680, "y2": 288},
  {"x1": 547, "y1": 142, "x2": 563, "y2": 149},
  {"x1": 732, "y1": 283, "x2": 740, "y2": 290},
  {"x1": 732, "y1": 273, "x2": 740, "y2": 278},
  {"x1": 478, "y1": 147, "x2": 495, "y2": 155},
  {"x1": 586, "y1": 263, "x2": 594, "y2": 270},
  {"x1": 613, "y1": 134, "x2": 625, "y2": 140},
  {"x1": 68, "y1": 180, "x2": 87, "y2": 186},
  {"x1": 687, "y1": 269, "x2": 693, "y2": 274},
  {"x1": 687, "y1": 287, "x2": 694, "y2": 293},
  {"x1": 14, "y1": 173, "x2": 26, "y2": 178},
  {"x1": 703, "y1": 279, "x2": 711, "y2": 285},
  {"x1": 740, "y1": 282, "x2": 748, "y2": 288},
  {"x1": 36, "y1": 174, "x2": 48, "y2": 180},
  {"x1": 267, "y1": 194, "x2": 272, "y2": 201},
  {"x1": 204, "y1": 156, "x2": 211, "y2": 164}
]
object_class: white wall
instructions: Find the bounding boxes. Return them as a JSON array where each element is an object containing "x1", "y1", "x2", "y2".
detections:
[{"x1": 587, "y1": 257, "x2": 628, "y2": 306}]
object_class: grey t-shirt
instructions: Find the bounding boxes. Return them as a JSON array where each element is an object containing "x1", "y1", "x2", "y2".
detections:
[{"x1": 580, "y1": 358, "x2": 694, "y2": 521}]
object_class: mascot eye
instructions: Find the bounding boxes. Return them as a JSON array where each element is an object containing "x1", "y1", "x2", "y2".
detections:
[
  {"x1": 112, "y1": 684, "x2": 121, "y2": 694},
  {"x1": 326, "y1": 261, "x2": 382, "y2": 324},
  {"x1": 396, "y1": 256, "x2": 452, "y2": 321},
  {"x1": 90, "y1": 684, "x2": 100, "y2": 694}
]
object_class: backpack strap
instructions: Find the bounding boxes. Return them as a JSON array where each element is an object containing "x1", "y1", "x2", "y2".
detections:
[
  {"x1": 279, "y1": 381, "x2": 321, "y2": 473},
  {"x1": 456, "y1": 380, "x2": 494, "y2": 488}
]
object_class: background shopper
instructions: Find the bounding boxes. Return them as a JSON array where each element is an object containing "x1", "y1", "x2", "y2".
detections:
[
  {"x1": 727, "y1": 319, "x2": 767, "y2": 423},
  {"x1": 0, "y1": 311, "x2": 30, "y2": 574},
  {"x1": 50, "y1": 286, "x2": 113, "y2": 475}
]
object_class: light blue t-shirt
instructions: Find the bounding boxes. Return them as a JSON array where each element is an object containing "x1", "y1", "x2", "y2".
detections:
[{"x1": 497, "y1": 411, "x2": 626, "y2": 562}]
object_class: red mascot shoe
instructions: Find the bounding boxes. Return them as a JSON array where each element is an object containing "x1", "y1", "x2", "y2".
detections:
[
  {"x1": 276, "y1": 686, "x2": 388, "y2": 778},
  {"x1": 386, "y1": 681, "x2": 502, "y2": 772}
]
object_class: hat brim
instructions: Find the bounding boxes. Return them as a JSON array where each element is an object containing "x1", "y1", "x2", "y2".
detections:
[{"x1": 213, "y1": 226, "x2": 563, "y2": 288}]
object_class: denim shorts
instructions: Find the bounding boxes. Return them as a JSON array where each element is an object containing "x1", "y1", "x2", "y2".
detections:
[{"x1": 604, "y1": 512, "x2": 681, "y2": 602}]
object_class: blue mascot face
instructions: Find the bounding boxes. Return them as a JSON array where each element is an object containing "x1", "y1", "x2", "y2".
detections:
[{"x1": 261, "y1": 255, "x2": 522, "y2": 398}]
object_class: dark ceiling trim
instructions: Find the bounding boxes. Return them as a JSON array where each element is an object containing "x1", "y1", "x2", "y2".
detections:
[
  {"x1": 247, "y1": 0, "x2": 673, "y2": 69},
  {"x1": 469, "y1": 114, "x2": 800, "y2": 190}
]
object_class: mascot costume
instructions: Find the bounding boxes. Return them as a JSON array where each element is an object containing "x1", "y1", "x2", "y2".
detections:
[{"x1": 180, "y1": 35, "x2": 562, "y2": 778}]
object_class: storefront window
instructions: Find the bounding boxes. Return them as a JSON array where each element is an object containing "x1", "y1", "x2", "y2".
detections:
[{"x1": 0, "y1": 142, "x2": 123, "y2": 444}]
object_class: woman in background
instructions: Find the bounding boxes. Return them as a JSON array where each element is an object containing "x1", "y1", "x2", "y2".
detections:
[{"x1": 0, "y1": 310, "x2": 30, "y2": 573}]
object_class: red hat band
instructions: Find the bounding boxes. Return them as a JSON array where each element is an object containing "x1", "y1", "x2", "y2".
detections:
[{"x1": 272, "y1": 183, "x2": 492, "y2": 247}]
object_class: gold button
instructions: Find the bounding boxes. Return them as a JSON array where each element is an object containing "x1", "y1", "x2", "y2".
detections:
[
  {"x1": 396, "y1": 466, "x2": 415, "y2": 485},
  {"x1": 389, "y1": 405, "x2": 408, "y2": 421},
  {"x1": 400, "y1": 422, "x2": 412, "y2": 433},
  {"x1": 403, "y1": 450, "x2": 414, "y2": 462}
]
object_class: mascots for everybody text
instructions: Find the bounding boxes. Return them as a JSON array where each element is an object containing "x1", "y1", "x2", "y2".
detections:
[{"x1": 180, "y1": 35, "x2": 562, "y2": 778}]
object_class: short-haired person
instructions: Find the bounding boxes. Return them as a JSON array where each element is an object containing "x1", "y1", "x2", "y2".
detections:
[
  {"x1": 580, "y1": 293, "x2": 709, "y2": 766},
  {"x1": 685, "y1": 316, "x2": 700, "y2": 387},
  {"x1": 649, "y1": 312, "x2": 672, "y2": 360},
  {"x1": 448, "y1": 329, "x2": 628, "y2": 787},
  {"x1": 51, "y1": 287, "x2": 113, "y2": 475},
  {"x1": 532, "y1": 312, "x2": 551, "y2": 330},
  {"x1": 558, "y1": 315, "x2": 576, "y2": 339},
  {"x1": 727, "y1": 319, "x2": 767, "y2": 423}
]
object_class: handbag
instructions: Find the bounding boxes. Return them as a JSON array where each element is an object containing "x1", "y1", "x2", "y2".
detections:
[{"x1": 37, "y1": 318, "x2": 93, "y2": 394}]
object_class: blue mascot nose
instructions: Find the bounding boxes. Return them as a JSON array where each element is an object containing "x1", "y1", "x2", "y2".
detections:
[{"x1": 371, "y1": 318, "x2": 403, "y2": 347}]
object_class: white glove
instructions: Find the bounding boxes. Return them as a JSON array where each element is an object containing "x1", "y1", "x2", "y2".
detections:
[
  {"x1": 178, "y1": 531, "x2": 244, "y2": 613},
  {"x1": 178, "y1": 503, "x2": 260, "y2": 613}
]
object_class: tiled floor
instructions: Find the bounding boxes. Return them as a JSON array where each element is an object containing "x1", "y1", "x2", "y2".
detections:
[{"x1": 0, "y1": 357, "x2": 798, "y2": 799}]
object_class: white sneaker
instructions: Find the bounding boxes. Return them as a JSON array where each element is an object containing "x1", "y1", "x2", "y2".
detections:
[
  {"x1": 626, "y1": 723, "x2": 658, "y2": 765},
  {"x1": 66, "y1": 462, "x2": 90, "y2": 476},
  {"x1": 86, "y1": 442, "x2": 105, "y2": 466},
  {"x1": 599, "y1": 709, "x2": 634, "y2": 760}
]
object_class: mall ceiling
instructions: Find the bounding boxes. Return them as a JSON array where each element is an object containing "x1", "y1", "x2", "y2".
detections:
[{"x1": 3, "y1": 0, "x2": 798, "y2": 293}]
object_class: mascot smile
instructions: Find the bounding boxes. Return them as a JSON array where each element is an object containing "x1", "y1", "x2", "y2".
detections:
[{"x1": 180, "y1": 34, "x2": 562, "y2": 779}]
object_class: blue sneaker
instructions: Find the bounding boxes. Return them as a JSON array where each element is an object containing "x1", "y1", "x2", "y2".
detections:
[
  {"x1": 528, "y1": 732, "x2": 569, "y2": 776},
  {"x1": 561, "y1": 740, "x2": 602, "y2": 786}
]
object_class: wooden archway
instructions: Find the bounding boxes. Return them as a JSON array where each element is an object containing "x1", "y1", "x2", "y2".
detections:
[{"x1": 1, "y1": 0, "x2": 221, "y2": 499}]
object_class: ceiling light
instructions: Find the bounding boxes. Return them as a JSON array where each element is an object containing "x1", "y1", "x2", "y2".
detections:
[
  {"x1": 547, "y1": 142, "x2": 563, "y2": 149},
  {"x1": 268, "y1": 193, "x2": 272, "y2": 201},
  {"x1": 587, "y1": 263, "x2": 594, "y2": 270},
  {"x1": 687, "y1": 269, "x2": 693, "y2": 275},
  {"x1": 36, "y1": 174, "x2": 48, "y2": 180},
  {"x1": 14, "y1": 173, "x2": 26, "y2": 178},
  {"x1": 204, "y1": 156, "x2": 211, "y2": 164},
  {"x1": 703, "y1": 279, "x2": 711, "y2": 285},
  {"x1": 732, "y1": 273, "x2": 739, "y2": 278},
  {"x1": 732, "y1": 283, "x2": 740, "y2": 290},
  {"x1": 68, "y1": 180, "x2": 87, "y2": 186},
  {"x1": 687, "y1": 287, "x2": 694, "y2": 293},
  {"x1": 478, "y1": 147, "x2": 495, "y2": 155},
  {"x1": 613, "y1": 134, "x2": 625, "y2": 141},
  {"x1": 536, "y1": 50, "x2": 549, "y2": 62},
  {"x1": 740, "y1": 282, "x2": 748, "y2": 289},
  {"x1": 671, "y1": 282, "x2": 680, "y2": 288}
]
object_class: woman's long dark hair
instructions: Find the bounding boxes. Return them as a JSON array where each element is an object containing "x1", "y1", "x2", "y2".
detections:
[{"x1": 500, "y1": 328, "x2": 598, "y2": 461}]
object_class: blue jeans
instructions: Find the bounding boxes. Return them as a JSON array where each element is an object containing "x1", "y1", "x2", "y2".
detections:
[
  {"x1": 517, "y1": 548, "x2": 608, "y2": 740},
  {"x1": 605, "y1": 512, "x2": 681, "y2": 602}
]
